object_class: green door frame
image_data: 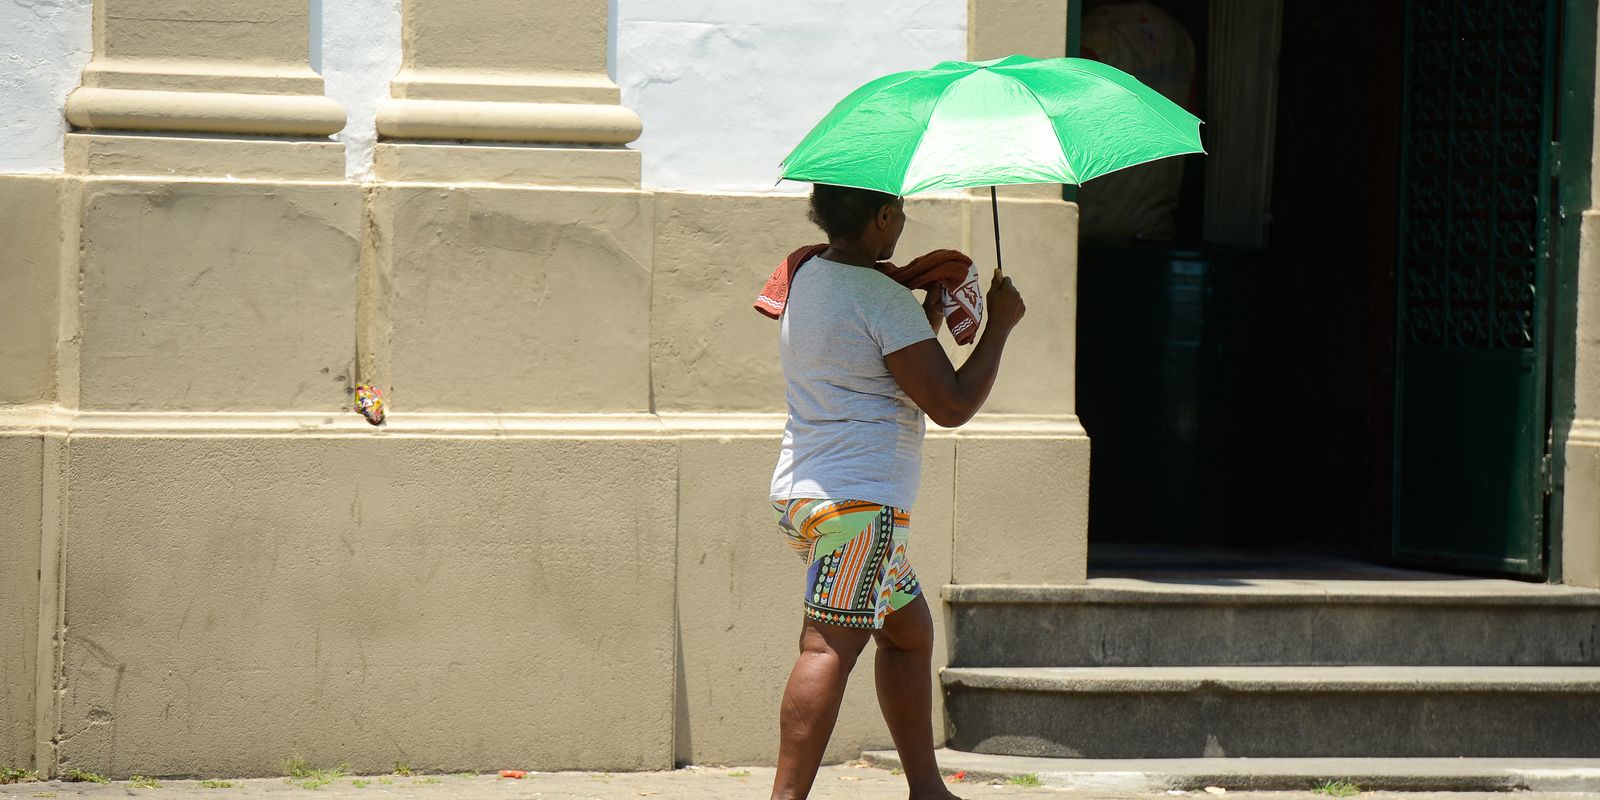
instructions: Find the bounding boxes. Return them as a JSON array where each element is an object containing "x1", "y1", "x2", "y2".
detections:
[
  {"x1": 1547, "y1": 0, "x2": 1597, "y2": 582},
  {"x1": 1064, "y1": 0, "x2": 1083, "y2": 204},
  {"x1": 1391, "y1": 0, "x2": 1561, "y2": 577},
  {"x1": 1067, "y1": 0, "x2": 1082, "y2": 57}
]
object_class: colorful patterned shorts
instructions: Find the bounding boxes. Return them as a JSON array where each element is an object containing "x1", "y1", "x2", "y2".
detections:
[{"x1": 772, "y1": 498, "x2": 922, "y2": 630}]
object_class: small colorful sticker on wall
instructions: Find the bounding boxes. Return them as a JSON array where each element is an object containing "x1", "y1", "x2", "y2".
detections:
[{"x1": 353, "y1": 383, "x2": 385, "y2": 426}]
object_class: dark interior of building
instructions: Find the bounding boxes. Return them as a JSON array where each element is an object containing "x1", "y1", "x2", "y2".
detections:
[{"x1": 1076, "y1": 0, "x2": 1407, "y2": 570}]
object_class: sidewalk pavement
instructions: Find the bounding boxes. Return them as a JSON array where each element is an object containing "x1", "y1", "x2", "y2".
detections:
[{"x1": 4, "y1": 763, "x2": 1598, "y2": 800}]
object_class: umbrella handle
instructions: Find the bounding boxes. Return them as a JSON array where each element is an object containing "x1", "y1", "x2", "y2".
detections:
[{"x1": 990, "y1": 186, "x2": 1003, "y2": 279}]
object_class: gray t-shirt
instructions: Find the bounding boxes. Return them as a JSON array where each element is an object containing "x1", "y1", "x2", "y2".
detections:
[{"x1": 770, "y1": 256, "x2": 937, "y2": 511}]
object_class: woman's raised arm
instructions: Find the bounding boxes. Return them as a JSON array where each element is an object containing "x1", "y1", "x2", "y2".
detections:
[{"x1": 885, "y1": 271, "x2": 1026, "y2": 428}]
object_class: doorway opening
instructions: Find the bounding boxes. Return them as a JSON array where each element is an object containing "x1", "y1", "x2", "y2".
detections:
[{"x1": 1075, "y1": 0, "x2": 1569, "y2": 580}]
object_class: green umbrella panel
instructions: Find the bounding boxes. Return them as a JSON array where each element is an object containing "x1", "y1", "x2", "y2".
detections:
[
  {"x1": 779, "y1": 54, "x2": 1205, "y2": 271},
  {"x1": 781, "y1": 54, "x2": 1204, "y2": 194}
]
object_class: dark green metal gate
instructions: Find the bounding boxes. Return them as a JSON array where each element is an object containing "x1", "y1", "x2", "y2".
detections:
[{"x1": 1393, "y1": 0, "x2": 1558, "y2": 576}]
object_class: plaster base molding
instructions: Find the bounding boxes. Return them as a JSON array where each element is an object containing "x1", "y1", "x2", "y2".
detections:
[
  {"x1": 1571, "y1": 420, "x2": 1600, "y2": 444},
  {"x1": 77, "y1": 58, "x2": 327, "y2": 96},
  {"x1": 375, "y1": 97, "x2": 643, "y2": 145},
  {"x1": 65, "y1": 87, "x2": 346, "y2": 137},
  {"x1": 389, "y1": 68, "x2": 624, "y2": 105},
  {"x1": 61, "y1": 1, "x2": 348, "y2": 140},
  {"x1": 1562, "y1": 420, "x2": 1600, "y2": 588},
  {"x1": 375, "y1": 64, "x2": 640, "y2": 147},
  {"x1": 65, "y1": 133, "x2": 346, "y2": 180},
  {"x1": 372, "y1": 141, "x2": 640, "y2": 186}
]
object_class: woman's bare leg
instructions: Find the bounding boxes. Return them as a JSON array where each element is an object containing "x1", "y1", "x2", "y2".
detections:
[
  {"x1": 770, "y1": 618, "x2": 873, "y2": 800},
  {"x1": 874, "y1": 595, "x2": 961, "y2": 800}
]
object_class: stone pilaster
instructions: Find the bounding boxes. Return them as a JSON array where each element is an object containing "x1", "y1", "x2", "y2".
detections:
[
  {"x1": 968, "y1": 0, "x2": 1068, "y2": 202},
  {"x1": 968, "y1": 0, "x2": 1069, "y2": 62},
  {"x1": 64, "y1": 0, "x2": 345, "y2": 138},
  {"x1": 49, "y1": 4, "x2": 358, "y2": 415},
  {"x1": 374, "y1": 0, "x2": 641, "y2": 184},
  {"x1": 62, "y1": 0, "x2": 348, "y2": 178},
  {"x1": 956, "y1": 0, "x2": 1087, "y2": 584},
  {"x1": 362, "y1": 0, "x2": 649, "y2": 409},
  {"x1": 1564, "y1": 211, "x2": 1600, "y2": 586}
]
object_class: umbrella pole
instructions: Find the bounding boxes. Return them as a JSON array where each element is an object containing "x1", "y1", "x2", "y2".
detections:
[{"x1": 989, "y1": 186, "x2": 1003, "y2": 278}]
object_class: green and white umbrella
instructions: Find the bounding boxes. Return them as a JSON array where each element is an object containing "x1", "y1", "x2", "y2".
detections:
[{"x1": 780, "y1": 54, "x2": 1205, "y2": 270}]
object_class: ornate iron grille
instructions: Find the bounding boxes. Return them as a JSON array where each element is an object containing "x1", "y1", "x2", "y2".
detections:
[{"x1": 1400, "y1": 0, "x2": 1552, "y2": 349}]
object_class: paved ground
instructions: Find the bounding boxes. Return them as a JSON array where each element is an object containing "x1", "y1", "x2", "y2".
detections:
[{"x1": 4, "y1": 763, "x2": 1599, "y2": 800}]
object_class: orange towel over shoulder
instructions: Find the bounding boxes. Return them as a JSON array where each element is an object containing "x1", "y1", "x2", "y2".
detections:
[{"x1": 754, "y1": 244, "x2": 984, "y2": 345}]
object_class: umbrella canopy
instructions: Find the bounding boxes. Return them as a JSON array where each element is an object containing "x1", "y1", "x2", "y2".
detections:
[{"x1": 779, "y1": 54, "x2": 1204, "y2": 196}]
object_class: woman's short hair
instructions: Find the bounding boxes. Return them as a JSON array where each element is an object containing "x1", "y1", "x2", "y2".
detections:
[{"x1": 808, "y1": 183, "x2": 898, "y2": 240}]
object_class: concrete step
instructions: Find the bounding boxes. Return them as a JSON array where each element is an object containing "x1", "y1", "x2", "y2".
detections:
[
  {"x1": 942, "y1": 665, "x2": 1600, "y2": 759},
  {"x1": 944, "y1": 580, "x2": 1600, "y2": 667},
  {"x1": 861, "y1": 748, "x2": 1600, "y2": 792}
]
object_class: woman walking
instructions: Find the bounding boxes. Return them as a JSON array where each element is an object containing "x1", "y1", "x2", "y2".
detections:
[{"x1": 768, "y1": 183, "x2": 1027, "y2": 800}]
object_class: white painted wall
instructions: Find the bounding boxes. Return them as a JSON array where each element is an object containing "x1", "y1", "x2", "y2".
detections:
[
  {"x1": 0, "y1": 0, "x2": 92, "y2": 173},
  {"x1": 0, "y1": 0, "x2": 966, "y2": 192},
  {"x1": 320, "y1": 0, "x2": 402, "y2": 180},
  {"x1": 615, "y1": 1, "x2": 967, "y2": 193}
]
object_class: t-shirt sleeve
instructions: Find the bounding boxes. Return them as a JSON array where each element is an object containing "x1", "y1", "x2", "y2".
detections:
[{"x1": 870, "y1": 284, "x2": 938, "y2": 356}]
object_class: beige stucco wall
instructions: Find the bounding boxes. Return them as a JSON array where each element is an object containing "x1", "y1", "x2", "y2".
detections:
[
  {"x1": 651, "y1": 192, "x2": 817, "y2": 413},
  {"x1": 66, "y1": 0, "x2": 344, "y2": 137},
  {"x1": 0, "y1": 435, "x2": 44, "y2": 769},
  {"x1": 51, "y1": 434, "x2": 677, "y2": 776},
  {"x1": 659, "y1": 185, "x2": 1090, "y2": 760},
  {"x1": 370, "y1": 185, "x2": 654, "y2": 412},
  {"x1": 73, "y1": 179, "x2": 360, "y2": 411},
  {"x1": 1568, "y1": 433, "x2": 1600, "y2": 587},
  {"x1": 969, "y1": 0, "x2": 1068, "y2": 63},
  {"x1": 1560, "y1": 13, "x2": 1600, "y2": 588},
  {"x1": 652, "y1": 190, "x2": 1081, "y2": 416},
  {"x1": 0, "y1": 182, "x2": 1088, "y2": 777},
  {"x1": 395, "y1": 0, "x2": 608, "y2": 79},
  {"x1": 652, "y1": 191, "x2": 974, "y2": 412},
  {"x1": 1, "y1": 0, "x2": 1090, "y2": 778},
  {"x1": 0, "y1": 175, "x2": 62, "y2": 406},
  {"x1": 1564, "y1": 211, "x2": 1600, "y2": 587},
  {"x1": 672, "y1": 434, "x2": 956, "y2": 766}
]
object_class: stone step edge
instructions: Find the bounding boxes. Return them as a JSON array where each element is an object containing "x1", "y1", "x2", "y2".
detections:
[
  {"x1": 943, "y1": 582, "x2": 1600, "y2": 606},
  {"x1": 943, "y1": 666, "x2": 1600, "y2": 693},
  {"x1": 861, "y1": 749, "x2": 1600, "y2": 792}
]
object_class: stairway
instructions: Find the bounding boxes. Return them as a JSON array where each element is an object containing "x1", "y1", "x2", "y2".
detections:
[{"x1": 938, "y1": 578, "x2": 1600, "y2": 760}]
